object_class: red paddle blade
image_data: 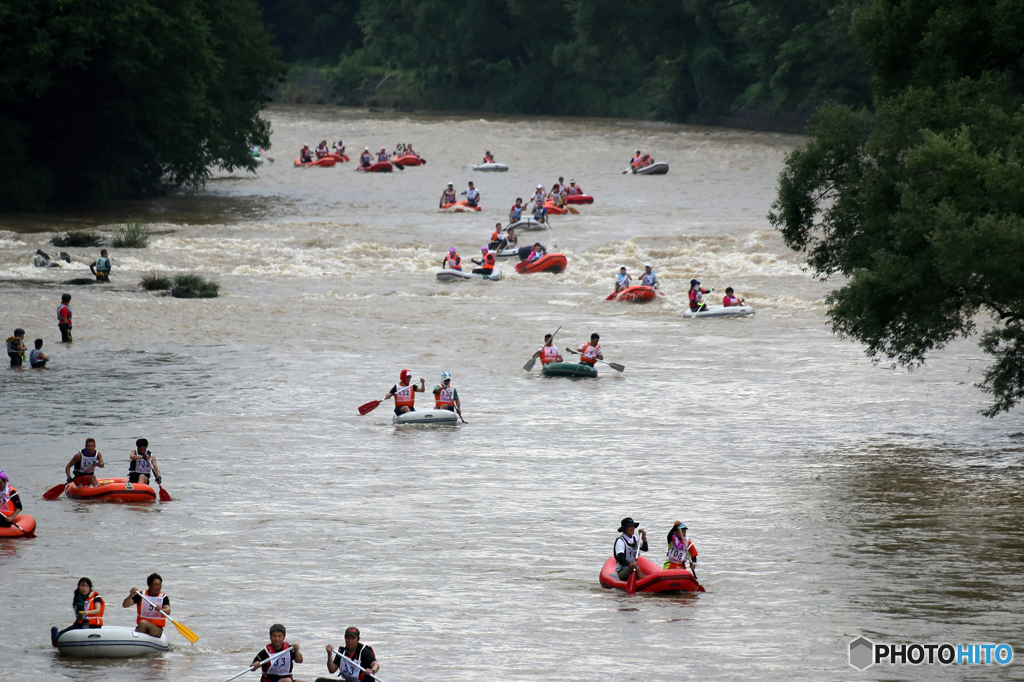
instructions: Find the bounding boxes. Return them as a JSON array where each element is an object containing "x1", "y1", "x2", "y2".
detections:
[
  {"x1": 358, "y1": 400, "x2": 381, "y2": 416},
  {"x1": 605, "y1": 292, "x2": 617, "y2": 301},
  {"x1": 43, "y1": 482, "x2": 68, "y2": 500},
  {"x1": 625, "y1": 572, "x2": 637, "y2": 595},
  {"x1": 159, "y1": 487, "x2": 172, "y2": 502}
]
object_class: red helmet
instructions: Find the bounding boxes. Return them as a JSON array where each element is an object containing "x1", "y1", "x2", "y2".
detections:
[{"x1": 400, "y1": 369, "x2": 411, "y2": 381}]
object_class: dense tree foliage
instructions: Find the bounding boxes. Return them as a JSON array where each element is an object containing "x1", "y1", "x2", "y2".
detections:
[
  {"x1": 0, "y1": 0, "x2": 281, "y2": 209},
  {"x1": 770, "y1": 0, "x2": 1024, "y2": 415}
]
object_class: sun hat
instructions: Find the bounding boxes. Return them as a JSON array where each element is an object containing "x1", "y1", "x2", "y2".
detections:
[{"x1": 618, "y1": 517, "x2": 638, "y2": 532}]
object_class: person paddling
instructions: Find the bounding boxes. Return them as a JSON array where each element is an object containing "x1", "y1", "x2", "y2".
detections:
[
  {"x1": 334, "y1": 140, "x2": 346, "y2": 157},
  {"x1": 443, "y1": 247, "x2": 462, "y2": 271},
  {"x1": 528, "y1": 184, "x2": 545, "y2": 207},
  {"x1": 377, "y1": 147, "x2": 389, "y2": 163},
  {"x1": 433, "y1": 371, "x2": 463, "y2": 419},
  {"x1": 0, "y1": 470, "x2": 24, "y2": 529},
  {"x1": 385, "y1": 370, "x2": 425, "y2": 415},
  {"x1": 566, "y1": 179, "x2": 584, "y2": 196},
  {"x1": 526, "y1": 242, "x2": 545, "y2": 262},
  {"x1": 300, "y1": 145, "x2": 314, "y2": 164},
  {"x1": 614, "y1": 266, "x2": 631, "y2": 292},
  {"x1": 65, "y1": 437, "x2": 104, "y2": 487},
  {"x1": 121, "y1": 572, "x2": 171, "y2": 637},
  {"x1": 360, "y1": 148, "x2": 372, "y2": 167},
  {"x1": 640, "y1": 264, "x2": 659, "y2": 289},
  {"x1": 250, "y1": 624, "x2": 302, "y2": 682},
  {"x1": 51, "y1": 577, "x2": 104, "y2": 645},
  {"x1": 531, "y1": 334, "x2": 563, "y2": 366},
  {"x1": 723, "y1": 287, "x2": 745, "y2": 307},
  {"x1": 128, "y1": 438, "x2": 162, "y2": 486},
  {"x1": 508, "y1": 198, "x2": 524, "y2": 224},
  {"x1": 439, "y1": 182, "x2": 456, "y2": 208},
  {"x1": 689, "y1": 279, "x2": 710, "y2": 313},
  {"x1": 472, "y1": 246, "x2": 495, "y2": 276},
  {"x1": 315, "y1": 141, "x2": 330, "y2": 159},
  {"x1": 568, "y1": 333, "x2": 602, "y2": 367},
  {"x1": 462, "y1": 181, "x2": 480, "y2": 208},
  {"x1": 532, "y1": 202, "x2": 547, "y2": 225},
  {"x1": 614, "y1": 517, "x2": 648, "y2": 581},
  {"x1": 664, "y1": 521, "x2": 698, "y2": 572},
  {"x1": 320, "y1": 626, "x2": 380, "y2": 682},
  {"x1": 483, "y1": 151, "x2": 495, "y2": 164},
  {"x1": 89, "y1": 249, "x2": 111, "y2": 282},
  {"x1": 496, "y1": 226, "x2": 517, "y2": 253},
  {"x1": 489, "y1": 223, "x2": 504, "y2": 250}
]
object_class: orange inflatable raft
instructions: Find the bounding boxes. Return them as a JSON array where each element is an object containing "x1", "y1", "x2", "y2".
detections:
[
  {"x1": 0, "y1": 514, "x2": 36, "y2": 537},
  {"x1": 609, "y1": 285, "x2": 659, "y2": 302},
  {"x1": 66, "y1": 477, "x2": 157, "y2": 503},
  {"x1": 599, "y1": 556, "x2": 704, "y2": 594},
  {"x1": 294, "y1": 157, "x2": 336, "y2": 167},
  {"x1": 514, "y1": 253, "x2": 567, "y2": 274},
  {"x1": 328, "y1": 153, "x2": 350, "y2": 163},
  {"x1": 440, "y1": 201, "x2": 482, "y2": 212},
  {"x1": 356, "y1": 161, "x2": 393, "y2": 173},
  {"x1": 543, "y1": 201, "x2": 568, "y2": 215},
  {"x1": 392, "y1": 154, "x2": 425, "y2": 167}
]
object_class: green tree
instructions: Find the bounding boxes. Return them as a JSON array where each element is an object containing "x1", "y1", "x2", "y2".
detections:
[
  {"x1": 0, "y1": 0, "x2": 281, "y2": 209},
  {"x1": 769, "y1": 0, "x2": 1024, "y2": 415}
]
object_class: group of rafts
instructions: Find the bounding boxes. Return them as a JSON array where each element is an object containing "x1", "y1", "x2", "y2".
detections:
[{"x1": 292, "y1": 140, "x2": 426, "y2": 171}]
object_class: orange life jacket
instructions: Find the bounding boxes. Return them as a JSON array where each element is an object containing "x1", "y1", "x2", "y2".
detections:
[
  {"x1": 483, "y1": 253, "x2": 495, "y2": 269},
  {"x1": 394, "y1": 382, "x2": 416, "y2": 408},
  {"x1": 579, "y1": 342, "x2": 600, "y2": 365},
  {"x1": 444, "y1": 254, "x2": 461, "y2": 270},
  {"x1": 83, "y1": 591, "x2": 104, "y2": 626},
  {"x1": 435, "y1": 385, "x2": 455, "y2": 408},
  {"x1": 540, "y1": 345, "x2": 559, "y2": 365},
  {"x1": 136, "y1": 591, "x2": 167, "y2": 628}
]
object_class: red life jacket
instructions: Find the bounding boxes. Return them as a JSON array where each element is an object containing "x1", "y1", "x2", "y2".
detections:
[{"x1": 482, "y1": 253, "x2": 495, "y2": 270}]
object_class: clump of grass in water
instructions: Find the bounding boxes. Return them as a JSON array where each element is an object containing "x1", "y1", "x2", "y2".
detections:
[
  {"x1": 140, "y1": 271, "x2": 172, "y2": 290},
  {"x1": 171, "y1": 273, "x2": 219, "y2": 298},
  {"x1": 113, "y1": 222, "x2": 151, "y2": 248},
  {"x1": 51, "y1": 231, "x2": 101, "y2": 247}
]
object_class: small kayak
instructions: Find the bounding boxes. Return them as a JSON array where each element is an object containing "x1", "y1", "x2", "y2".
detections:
[
  {"x1": 565, "y1": 194, "x2": 593, "y2": 205},
  {"x1": 508, "y1": 219, "x2": 548, "y2": 231},
  {"x1": 54, "y1": 625, "x2": 170, "y2": 658},
  {"x1": 66, "y1": 477, "x2": 157, "y2": 503},
  {"x1": 356, "y1": 161, "x2": 393, "y2": 173},
  {"x1": 543, "y1": 202, "x2": 568, "y2": 215},
  {"x1": 0, "y1": 514, "x2": 36, "y2": 538},
  {"x1": 472, "y1": 163, "x2": 508, "y2": 172},
  {"x1": 437, "y1": 267, "x2": 502, "y2": 281},
  {"x1": 631, "y1": 162, "x2": 669, "y2": 175},
  {"x1": 393, "y1": 409, "x2": 458, "y2": 426},
  {"x1": 599, "y1": 556, "x2": 704, "y2": 594},
  {"x1": 440, "y1": 201, "x2": 482, "y2": 213},
  {"x1": 683, "y1": 304, "x2": 755, "y2": 319},
  {"x1": 294, "y1": 157, "x2": 336, "y2": 168},
  {"x1": 609, "y1": 286, "x2": 658, "y2": 302},
  {"x1": 515, "y1": 253, "x2": 567, "y2": 274},
  {"x1": 392, "y1": 154, "x2": 425, "y2": 167},
  {"x1": 541, "y1": 361, "x2": 598, "y2": 378},
  {"x1": 328, "y1": 153, "x2": 350, "y2": 163}
]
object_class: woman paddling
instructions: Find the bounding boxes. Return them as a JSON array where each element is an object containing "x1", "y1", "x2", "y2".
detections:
[{"x1": 51, "y1": 577, "x2": 104, "y2": 645}]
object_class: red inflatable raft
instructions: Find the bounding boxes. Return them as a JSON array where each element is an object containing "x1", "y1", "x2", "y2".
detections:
[
  {"x1": 392, "y1": 154, "x2": 425, "y2": 167},
  {"x1": 514, "y1": 253, "x2": 567, "y2": 274},
  {"x1": 543, "y1": 202, "x2": 568, "y2": 215},
  {"x1": 599, "y1": 556, "x2": 704, "y2": 594},
  {"x1": 356, "y1": 161, "x2": 393, "y2": 173},
  {"x1": 565, "y1": 194, "x2": 594, "y2": 205},
  {"x1": 0, "y1": 514, "x2": 36, "y2": 538},
  {"x1": 294, "y1": 157, "x2": 336, "y2": 168},
  {"x1": 66, "y1": 477, "x2": 157, "y2": 503},
  {"x1": 440, "y1": 201, "x2": 482, "y2": 212},
  {"x1": 328, "y1": 153, "x2": 350, "y2": 163},
  {"x1": 609, "y1": 285, "x2": 658, "y2": 302}
]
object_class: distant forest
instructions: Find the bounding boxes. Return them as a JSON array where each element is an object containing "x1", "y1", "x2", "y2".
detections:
[{"x1": 258, "y1": 0, "x2": 873, "y2": 130}]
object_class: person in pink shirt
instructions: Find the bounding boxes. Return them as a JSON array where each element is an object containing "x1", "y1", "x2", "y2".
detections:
[{"x1": 723, "y1": 287, "x2": 745, "y2": 307}]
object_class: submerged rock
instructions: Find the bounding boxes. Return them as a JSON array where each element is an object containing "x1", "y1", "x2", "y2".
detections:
[
  {"x1": 33, "y1": 250, "x2": 60, "y2": 268},
  {"x1": 61, "y1": 277, "x2": 98, "y2": 285}
]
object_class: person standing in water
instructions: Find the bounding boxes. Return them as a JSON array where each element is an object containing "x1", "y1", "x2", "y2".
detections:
[
  {"x1": 57, "y1": 293, "x2": 73, "y2": 343},
  {"x1": 6, "y1": 328, "x2": 27, "y2": 367},
  {"x1": 29, "y1": 339, "x2": 49, "y2": 368}
]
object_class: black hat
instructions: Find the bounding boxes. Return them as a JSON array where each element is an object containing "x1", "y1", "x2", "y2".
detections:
[{"x1": 618, "y1": 517, "x2": 638, "y2": 532}]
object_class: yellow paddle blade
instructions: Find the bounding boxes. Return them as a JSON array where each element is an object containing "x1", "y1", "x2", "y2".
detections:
[{"x1": 172, "y1": 618, "x2": 200, "y2": 643}]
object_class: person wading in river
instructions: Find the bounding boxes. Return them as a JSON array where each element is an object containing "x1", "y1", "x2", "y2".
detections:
[
  {"x1": 614, "y1": 517, "x2": 648, "y2": 580},
  {"x1": 6, "y1": 328, "x2": 27, "y2": 367},
  {"x1": 57, "y1": 293, "x2": 73, "y2": 343},
  {"x1": 320, "y1": 626, "x2": 380, "y2": 682},
  {"x1": 384, "y1": 370, "x2": 425, "y2": 415},
  {"x1": 121, "y1": 573, "x2": 171, "y2": 637}
]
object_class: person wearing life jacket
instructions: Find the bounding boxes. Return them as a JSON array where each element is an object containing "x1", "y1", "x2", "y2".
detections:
[
  {"x1": 640, "y1": 154, "x2": 652, "y2": 168},
  {"x1": 406, "y1": 143, "x2": 417, "y2": 158},
  {"x1": 663, "y1": 521, "x2": 698, "y2": 572},
  {"x1": 432, "y1": 371, "x2": 463, "y2": 418},
  {"x1": 689, "y1": 279, "x2": 710, "y2": 312},
  {"x1": 6, "y1": 327, "x2": 26, "y2": 367},
  {"x1": 528, "y1": 184, "x2": 545, "y2": 207},
  {"x1": 323, "y1": 626, "x2": 380, "y2": 682},
  {"x1": 443, "y1": 247, "x2": 462, "y2": 271},
  {"x1": 723, "y1": 287, "x2": 745, "y2": 307},
  {"x1": 360, "y1": 148, "x2": 372, "y2": 167},
  {"x1": 127, "y1": 437, "x2": 162, "y2": 486},
  {"x1": 531, "y1": 334, "x2": 563, "y2": 366},
  {"x1": 51, "y1": 577, "x2": 105, "y2": 645},
  {"x1": 483, "y1": 151, "x2": 495, "y2": 164},
  {"x1": 472, "y1": 246, "x2": 495, "y2": 276},
  {"x1": 377, "y1": 147, "x2": 389, "y2": 163},
  {"x1": 29, "y1": 338, "x2": 49, "y2": 368},
  {"x1": 250, "y1": 624, "x2": 302, "y2": 682},
  {"x1": 614, "y1": 517, "x2": 648, "y2": 581},
  {"x1": 90, "y1": 249, "x2": 111, "y2": 282},
  {"x1": 527, "y1": 242, "x2": 546, "y2": 262},
  {"x1": 57, "y1": 292, "x2": 73, "y2": 343},
  {"x1": 121, "y1": 572, "x2": 171, "y2": 637},
  {"x1": 569, "y1": 333, "x2": 602, "y2": 366},
  {"x1": 334, "y1": 140, "x2": 346, "y2": 157},
  {"x1": 462, "y1": 181, "x2": 480, "y2": 208},
  {"x1": 385, "y1": 370, "x2": 425, "y2": 416},
  {"x1": 439, "y1": 182, "x2": 457, "y2": 208},
  {"x1": 315, "y1": 141, "x2": 330, "y2": 159},
  {"x1": 532, "y1": 201, "x2": 547, "y2": 224},
  {"x1": 615, "y1": 266, "x2": 631, "y2": 292},
  {"x1": 65, "y1": 437, "x2": 105, "y2": 487},
  {"x1": 0, "y1": 470, "x2": 24, "y2": 528},
  {"x1": 567, "y1": 179, "x2": 583, "y2": 196},
  {"x1": 300, "y1": 145, "x2": 314, "y2": 164},
  {"x1": 496, "y1": 226, "x2": 518, "y2": 253},
  {"x1": 630, "y1": 150, "x2": 642, "y2": 168},
  {"x1": 508, "y1": 198, "x2": 524, "y2": 224},
  {"x1": 547, "y1": 183, "x2": 564, "y2": 207},
  {"x1": 640, "y1": 263, "x2": 659, "y2": 289}
]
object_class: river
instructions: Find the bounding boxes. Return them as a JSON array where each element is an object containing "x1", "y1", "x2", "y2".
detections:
[{"x1": 1, "y1": 104, "x2": 1022, "y2": 681}]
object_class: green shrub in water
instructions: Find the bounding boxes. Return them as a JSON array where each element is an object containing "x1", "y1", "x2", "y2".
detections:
[
  {"x1": 140, "y1": 271, "x2": 172, "y2": 290},
  {"x1": 51, "y1": 231, "x2": 101, "y2": 247},
  {"x1": 171, "y1": 273, "x2": 219, "y2": 298},
  {"x1": 113, "y1": 222, "x2": 151, "y2": 248}
]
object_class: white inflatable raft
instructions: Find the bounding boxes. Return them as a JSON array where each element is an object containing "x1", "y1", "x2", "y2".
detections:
[
  {"x1": 683, "y1": 304, "x2": 755, "y2": 319},
  {"x1": 632, "y1": 162, "x2": 669, "y2": 175},
  {"x1": 507, "y1": 219, "x2": 548, "y2": 231},
  {"x1": 472, "y1": 162, "x2": 508, "y2": 172},
  {"x1": 393, "y1": 409, "x2": 459, "y2": 425},
  {"x1": 437, "y1": 267, "x2": 502, "y2": 281},
  {"x1": 53, "y1": 626, "x2": 170, "y2": 658}
]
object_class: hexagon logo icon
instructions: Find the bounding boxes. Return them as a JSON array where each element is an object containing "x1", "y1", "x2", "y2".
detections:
[{"x1": 849, "y1": 637, "x2": 874, "y2": 670}]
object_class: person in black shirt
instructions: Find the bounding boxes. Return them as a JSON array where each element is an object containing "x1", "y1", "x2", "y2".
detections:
[{"x1": 318, "y1": 626, "x2": 380, "y2": 682}]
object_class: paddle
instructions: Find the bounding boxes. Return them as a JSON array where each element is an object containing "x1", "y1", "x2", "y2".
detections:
[
  {"x1": 329, "y1": 645, "x2": 387, "y2": 682},
  {"x1": 132, "y1": 589, "x2": 199, "y2": 643},
  {"x1": 1, "y1": 511, "x2": 34, "y2": 537},
  {"x1": 145, "y1": 455, "x2": 172, "y2": 502},
  {"x1": 219, "y1": 646, "x2": 293, "y2": 682},
  {"x1": 358, "y1": 400, "x2": 381, "y2": 416},
  {"x1": 625, "y1": 537, "x2": 643, "y2": 596},
  {"x1": 566, "y1": 206, "x2": 580, "y2": 215},
  {"x1": 43, "y1": 480, "x2": 70, "y2": 501},
  {"x1": 565, "y1": 348, "x2": 625, "y2": 372},
  {"x1": 523, "y1": 325, "x2": 562, "y2": 371}
]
